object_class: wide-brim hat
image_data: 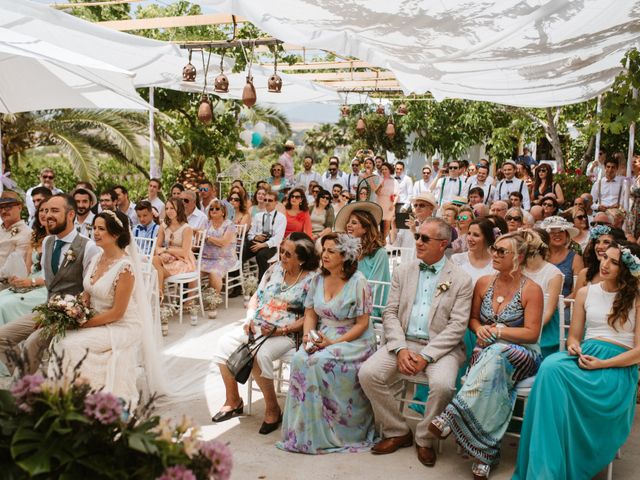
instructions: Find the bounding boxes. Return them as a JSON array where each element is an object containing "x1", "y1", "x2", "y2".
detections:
[
  {"x1": 0, "y1": 189, "x2": 24, "y2": 206},
  {"x1": 71, "y1": 187, "x2": 97, "y2": 206},
  {"x1": 539, "y1": 215, "x2": 579, "y2": 238},
  {"x1": 412, "y1": 192, "x2": 437, "y2": 208},
  {"x1": 284, "y1": 140, "x2": 296, "y2": 149},
  {"x1": 333, "y1": 201, "x2": 383, "y2": 233}
]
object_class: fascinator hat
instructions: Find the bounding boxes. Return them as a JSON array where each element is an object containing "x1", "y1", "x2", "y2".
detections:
[{"x1": 334, "y1": 233, "x2": 362, "y2": 263}]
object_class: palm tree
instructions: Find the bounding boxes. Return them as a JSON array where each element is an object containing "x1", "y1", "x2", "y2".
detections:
[
  {"x1": 239, "y1": 105, "x2": 292, "y2": 138},
  {"x1": 1, "y1": 110, "x2": 149, "y2": 181}
]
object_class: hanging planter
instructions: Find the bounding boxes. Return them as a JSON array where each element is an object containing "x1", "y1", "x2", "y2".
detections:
[
  {"x1": 376, "y1": 104, "x2": 386, "y2": 115},
  {"x1": 243, "y1": 76, "x2": 257, "y2": 107},
  {"x1": 340, "y1": 104, "x2": 351, "y2": 117},
  {"x1": 214, "y1": 52, "x2": 229, "y2": 93},
  {"x1": 268, "y1": 50, "x2": 283, "y2": 93},
  {"x1": 182, "y1": 51, "x2": 196, "y2": 82},
  {"x1": 197, "y1": 94, "x2": 213, "y2": 124},
  {"x1": 385, "y1": 117, "x2": 396, "y2": 139},
  {"x1": 356, "y1": 116, "x2": 366, "y2": 136},
  {"x1": 396, "y1": 103, "x2": 408, "y2": 116}
]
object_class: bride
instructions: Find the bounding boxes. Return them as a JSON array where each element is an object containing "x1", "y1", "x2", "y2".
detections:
[{"x1": 51, "y1": 210, "x2": 164, "y2": 404}]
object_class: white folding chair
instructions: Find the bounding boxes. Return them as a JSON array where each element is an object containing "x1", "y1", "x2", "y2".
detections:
[
  {"x1": 163, "y1": 230, "x2": 206, "y2": 324},
  {"x1": 246, "y1": 350, "x2": 294, "y2": 415},
  {"x1": 386, "y1": 245, "x2": 416, "y2": 274},
  {"x1": 367, "y1": 279, "x2": 391, "y2": 346},
  {"x1": 222, "y1": 224, "x2": 247, "y2": 309},
  {"x1": 134, "y1": 236, "x2": 157, "y2": 263}
]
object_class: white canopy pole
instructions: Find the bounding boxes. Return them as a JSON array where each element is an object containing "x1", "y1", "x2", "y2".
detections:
[
  {"x1": 148, "y1": 87, "x2": 157, "y2": 178},
  {"x1": 594, "y1": 95, "x2": 602, "y2": 163}
]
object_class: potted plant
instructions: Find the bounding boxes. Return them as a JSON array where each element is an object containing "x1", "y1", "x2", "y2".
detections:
[{"x1": 203, "y1": 288, "x2": 223, "y2": 319}]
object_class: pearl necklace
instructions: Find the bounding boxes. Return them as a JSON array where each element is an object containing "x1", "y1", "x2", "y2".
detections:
[{"x1": 280, "y1": 269, "x2": 303, "y2": 292}]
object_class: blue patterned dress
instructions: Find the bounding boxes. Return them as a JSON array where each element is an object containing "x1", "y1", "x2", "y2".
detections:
[
  {"x1": 438, "y1": 276, "x2": 542, "y2": 466},
  {"x1": 277, "y1": 271, "x2": 376, "y2": 454}
]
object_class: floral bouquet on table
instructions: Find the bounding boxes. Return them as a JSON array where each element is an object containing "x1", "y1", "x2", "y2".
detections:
[
  {"x1": 32, "y1": 293, "x2": 94, "y2": 338},
  {"x1": 0, "y1": 350, "x2": 233, "y2": 479}
]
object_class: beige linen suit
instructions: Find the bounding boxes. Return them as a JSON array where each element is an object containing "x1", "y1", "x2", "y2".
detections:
[{"x1": 359, "y1": 258, "x2": 473, "y2": 448}]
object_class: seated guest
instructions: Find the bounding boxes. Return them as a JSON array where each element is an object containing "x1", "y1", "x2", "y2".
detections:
[
  {"x1": 541, "y1": 195, "x2": 560, "y2": 219},
  {"x1": 451, "y1": 218, "x2": 496, "y2": 286},
  {"x1": 489, "y1": 200, "x2": 508, "y2": 219},
  {"x1": 99, "y1": 189, "x2": 117, "y2": 212},
  {"x1": 170, "y1": 182, "x2": 185, "y2": 200},
  {"x1": 72, "y1": 187, "x2": 97, "y2": 237},
  {"x1": 309, "y1": 189, "x2": 334, "y2": 240},
  {"x1": 228, "y1": 190, "x2": 251, "y2": 230},
  {"x1": 250, "y1": 186, "x2": 268, "y2": 218},
  {"x1": 28, "y1": 186, "x2": 52, "y2": 227},
  {"x1": 451, "y1": 206, "x2": 474, "y2": 253},
  {"x1": 359, "y1": 218, "x2": 473, "y2": 467},
  {"x1": 133, "y1": 201, "x2": 160, "y2": 258},
  {"x1": 152, "y1": 198, "x2": 196, "y2": 299},
  {"x1": 278, "y1": 233, "x2": 375, "y2": 453},
  {"x1": 201, "y1": 199, "x2": 236, "y2": 294},
  {"x1": 243, "y1": 191, "x2": 286, "y2": 281},
  {"x1": 0, "y1": 200, "x2": 49, "y2": 325},
  {"x1": 394, "y1": 192, "x2": 437, "y2": 248},
  {"x1": 575, "y1": 224, "x2": 626, "y2": 290},
  {"x1": 211, "y1": 233, "x2": 318, "y2": 431},
  {"x1": 441, "y1": 203, "x2": 459, "y2": 227},
  {"x1": 505, "y1": 207, "x2": 525, "y2": 233},
  {"x1": 569, "y1": 205, "x2": 590, "y2": 253},
  {"x1": 514, "y1": 243, "x2": 640, "y2": 480},
  {"x1": 0, "y1": 190, "x2": 32, "y2": 273},
  {"x1": 283, "y1": 188, "x2": 313, "y2": 239},
  {"x1": 509, "y1": 191, "x2": 524, "y2": 209},
  {"x1": 180, "y1": 189, "x2": 207, "y2": 231},
  {"x1": 197, "y1": 179, "x2": 217, "y2": 211},
  {"x1": 429, "y1": 232, "x2": 543, "y2": 479},
  {"x1": 306, "y1": 181, "x2": 320, "y2": 205},
  {"x1": 540, "y1": 216, "x2": 584, "y2": 298}
]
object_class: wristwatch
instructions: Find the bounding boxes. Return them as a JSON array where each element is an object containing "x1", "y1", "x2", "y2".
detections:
[{"x1": 495, "y1": 323, "x2": 506, "y2": 339}]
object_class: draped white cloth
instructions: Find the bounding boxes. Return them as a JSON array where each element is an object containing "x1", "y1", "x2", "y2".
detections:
[{"x1": 200, "y1": 0, "x2": 640, "y2": 107}]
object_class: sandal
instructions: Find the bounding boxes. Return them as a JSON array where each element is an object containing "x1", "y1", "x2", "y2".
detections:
[{"x1": 428, "y1": 415, "x2": 452, "y2": 440}]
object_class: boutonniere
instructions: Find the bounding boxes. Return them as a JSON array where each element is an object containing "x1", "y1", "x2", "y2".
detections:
[
  {"x1": 10, "y1": 226, "x2": 20, "y2": 237},
  {"x1": 436, "y1": 281, "x2": 452, "y2": 297},
  {"x1": 62, "y1": 249, "x2": 77, "y2": 268}
]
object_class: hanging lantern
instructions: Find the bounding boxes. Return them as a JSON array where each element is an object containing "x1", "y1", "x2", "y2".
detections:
[
  {"x1": 197, "y1": 94, "x2": 213, "y2": 124},
  {"x1": 396, "y1": 103, "x2": 408, "y2": 116},
  {"x1": 182, "y1": 51, "x2": 196, "y2": 82},
  {"x1": 376, "y1": 104, "x2": 385, "y2": 115},
  {"x1": 385, "y1": 117, "x2": 396, "y2": 139},
  {"x1": 214, "y1": 53, "x2": 229, "y2": 93},
  {"x1": 268, "y1": 51, "x2": 283, "y2": 93},
  {"x1": 242, "y1": 76, "x2": 257, "y2": 108},
  {"x1": 340, "y1": 104, "x2": 351, "y2": 117},
  {"x1": 356, "y1": 116, "x2": 366, "y2": 136}
]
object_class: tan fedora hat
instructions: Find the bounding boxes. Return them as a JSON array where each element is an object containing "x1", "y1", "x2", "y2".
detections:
[{"x1": 333, "y1": 201, "x2": 383, "y2": 233}]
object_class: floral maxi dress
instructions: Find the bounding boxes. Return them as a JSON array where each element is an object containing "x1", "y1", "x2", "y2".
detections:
[{"x1": 277, "y1": 271, "x2": 376, "y2": 454}]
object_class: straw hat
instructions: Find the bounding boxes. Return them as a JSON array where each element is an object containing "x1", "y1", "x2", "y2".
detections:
[
  {"x1": 284, "y1": 140, "x2": 296, "y2": 149},
  {"x1": 412, "y1": 192, "x2": 437, "y2": 208},
  {"x1": 71, "y1": 187, "x2": 97, "y2": 207},
  {"x1": 333, "y1": 201, "x2": 383, "y2": 233},
  {"x1": 539, "y1": 215, "x2": 579, "y2": 238},
  {"x1": 0, "y1": 189, "x2": 24, "y2": 206}
]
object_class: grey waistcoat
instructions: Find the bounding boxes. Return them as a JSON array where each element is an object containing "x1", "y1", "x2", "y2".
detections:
[{"x1": 43, "y1": 234, "x2": 89, "y2": 300}]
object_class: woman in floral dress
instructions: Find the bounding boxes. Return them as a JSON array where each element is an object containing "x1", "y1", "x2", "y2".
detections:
[
  {"x1": 278, "y1": 233, "x2": 376, "y2": 454},
  {"x1": 201, "y1": 199, "x2": 236, "y2": 294}
]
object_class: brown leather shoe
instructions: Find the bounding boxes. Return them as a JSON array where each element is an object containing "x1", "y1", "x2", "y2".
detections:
[
  {"x1": 416, "y1": 445, "x2": 437, "y2": 467},
  {"x1": 371, "y1": 432, "x2": 413, "y2": 454}
]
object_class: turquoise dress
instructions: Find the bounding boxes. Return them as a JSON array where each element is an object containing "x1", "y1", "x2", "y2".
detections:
[
  {"x1": 0, "y1": 251, "x2": 46, "y2": 325},
  {"x1": 438, "y1": 277, "x2": 541, "y2": 466},
  {"x1": 277, "y1": 271, "x2": 376, "y2": 454},
  {"x1": 357, "y1": 247, "x2": 390, "y2": 319}
]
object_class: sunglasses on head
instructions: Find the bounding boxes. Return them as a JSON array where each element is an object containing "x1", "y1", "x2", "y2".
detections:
[
  {"x1": 505, "y1": 215, "x2": 522, "y2": 222},
  {"x1": 414, "y1": 233, "x2": 446, "y2": 243},
  {"x1": 489, "y1": 245, "x2": 513, "y2": 257}
]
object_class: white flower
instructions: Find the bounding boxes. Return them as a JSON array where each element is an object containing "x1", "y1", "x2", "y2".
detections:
[
  {"x1": 436, "y1": 281, "x2": 452, "y2": 297},
  {"x1": 9, "y1": 226, "x2": 20, "y2": 237}
]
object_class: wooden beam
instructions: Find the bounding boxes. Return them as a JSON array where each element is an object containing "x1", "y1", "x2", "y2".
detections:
[
  {"x1": 262, "y1": 60, "x2": 375, "y2": 71},
  {"x1": 321, "y1": 79, "x2": 400, "y2": 89},
  {"x1": 98, "y1": 14, "x2": 247, "y2": 31},
  {"x1": 292, "y1": 71, "x2": 396, "y2": 81},
  {"x1": 50, "y1": 0, "x2": 143, "y2": 8}
]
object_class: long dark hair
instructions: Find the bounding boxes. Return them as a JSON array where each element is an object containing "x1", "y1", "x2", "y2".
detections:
[
  {"x1": 609, "y1": 243, "x2": 640, "y2": 330},
  {"x1": 31, "y1": 202, "x2": 48, "y2": 247},
  {"x1": 583, "y1": 227, "x2": 626, "y2": 282},
  {"x1": 164, "y1": 198, "x2": 188, "y2": 226},
  {"x1": 468, "y1": 218, "x2": 498, "y2": 248},
  {"x1": 320, "y1": 233, "x2": 358, "y2": 280},
  {"x1": 228, "y1": 188, "x2": 248, "y2": 214},
  {"x1": 285, "y1": 188, "x2": 309, "y2": 211},
  {"x1": 94, "y1": 210, "x2": 131, "y2": 249},
  {"x1": 534, "y1": 164, "x2": 554, "y2": 193},
  {"x1": 349, "y1": 210, "x2": 385, "y2": 258}
]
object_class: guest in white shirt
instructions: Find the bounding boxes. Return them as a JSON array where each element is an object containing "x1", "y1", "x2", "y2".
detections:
[
  {"x1": 113, "y1": 185, "x2": 138, "y2": 227},
  {"x1": 431, "y1": 160, "x2": 469, "y2": 207},
  {"x1": 394, "y1": 161, "x2": 413, "y2": 209},
  {"x1": 411, "y1": 165, "x2": 433, "y2": 200},
  {"x1": 321, "y1": 157, "x2": 347, "y2": 192},
  {"x1": 180, "y1": 190, "x2": 208, "y2": 231},
  {"x1": 144, "y1": 178, "x2": 165, "y2": 218},
  {"x1": 494, "y1": 160, "x2": 531, "y2": 210},
  {"x1": 296, "y1": 156, "x2": 323, "y2": 193},
  {"x1": 99, "y1": 190, "x2": 117, "y2": 213},
  {"x1": 197, "y1": 180, "x2": 218, "y2": 211},
  {"x1": 590, "y1": 158, "x2": 629, "y2": 212},
  {"x1": 344, "y1": 158, "x2": 362, "y2": 199},
  {"x1": 71, "y1": 188, "x2": 96, "y2": 238},
  {"x1": 466, "y1": 165, "x2": 495, "y2": 205},
  {"x1": 28, "y1": 187, "x2": 53, "y2": 227},
  {"x1": 0, "y1": 190, "x2": 32, "y2": 272},
  {"x1": 242, "y1": 191, "x2": 286, "y2": 280},
  {"x1": 25, "y1": 168, "x2": 63, "y2": 226}
]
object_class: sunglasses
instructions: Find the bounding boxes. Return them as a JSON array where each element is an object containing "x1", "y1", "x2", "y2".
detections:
[
  {"x1": 182, "y1": 199, "x2": 191, "y2": 204},
  {"x1": 457, "y1": 215, "x2": 471, "y2": 221},
  {"x1": 230, "y1": 197, "x2": 241, "y2": 201},
  {"x1": 489, "y1": 245, "x2": 513, "y2": 257},
  {"x1": 329, "y1": 169, "x2": 337, "y2": 173},
  {"x1": 211, "y1": 207, "x2": 222, "y2": 211},
  {"x1": 42, "y1": 175, "x2": 54, "y2": 180},
  {"x1": 448, "y1": 165, "x2": 459, "y2": 170},
  {"x1": 505, "y1": 215, "x2": 522, "y2": 222},
  {"x1": 590, "y1": 221, "x2": 610, "y2": 227},
  {"x1": 575, "y1": 214, "x2": 587, "y2": 221},
  {"x1": 264, "y1": 199, "x2": 275, "y2": 203},
  {"x1": 290, "y1": 194, "x2": 302, "y2": 199},
  {"x1": 320, "y1": 195, "x2": 331, "y2": 200},
  {"x1": 199, "y1": 187, "x2": 209, "y2": 192},
  {"x1": 414, "y1": 233, "x2": 446, "y2": 243}
]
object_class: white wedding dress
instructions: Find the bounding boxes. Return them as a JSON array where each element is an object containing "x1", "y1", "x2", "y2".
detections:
[{"x1": 51, "y1": 253, "x2": 141, "y2": 403}]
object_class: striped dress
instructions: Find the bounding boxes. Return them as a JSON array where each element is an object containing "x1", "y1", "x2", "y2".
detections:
[{"x1": 439, "y1": 276, "x2": 541, "y2": 466}]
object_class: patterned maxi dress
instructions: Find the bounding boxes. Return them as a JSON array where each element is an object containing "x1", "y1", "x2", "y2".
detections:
[
  {"x1": 277, "y1": 271, "x2": 376, "y2": 454},
  {"x1": 200, "y1": 220, "x2": 236, "y2": 276},
  {"x1": 438, "y1": 277, "x2": 541, "y2": 466}
]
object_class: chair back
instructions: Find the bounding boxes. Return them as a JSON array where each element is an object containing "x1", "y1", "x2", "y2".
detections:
[
  {"x1": 558, "y1": 295, "x2": 573, "y2": 351},
  {"x1": 134, "y1": 236, "x2": 157, "y2": 262},
  {"x1": 367, "y1": 279, "x2": 391, "y2": 345},
  {"x1": 387, "y1": 246, "x2": 416, "y2": 273},
  {"x1": 235, "y1": 224, "x2": 247, "y2": 262},
  {"x1": 193, "y1": 229, "x2": 206, "y2": 270}
]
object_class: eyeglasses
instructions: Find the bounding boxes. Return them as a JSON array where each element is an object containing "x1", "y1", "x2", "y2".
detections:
[
  {"x1": 457, "y1": 215, "x2": 471, "y2": 221},
  {"x1": 211, "y1": 207, "x2": 222, "y2": 211},
  {"x1": 199, "y1": 187, "x2": 209, "y2": 192},
  {"x1": 264, "y1": 199, "x2": 275, "y2": 203},
  {"x1": 489, "y1": 245, "x2": 513, "y2": 257},
  {"x1": 505, "y1": 215, "x2": 522, "y2": 222},
  {"x1": 42, "y1": 175, "x2": 54, "y2": 180},
  {"x1": 448, "y1": 165, "x2": 459, "y2": 170},
  {"x1": 329, "y1": 169, "x2": 337, "y2": 173},
  {"x1": 575, "y1": 214, "x2": 587, "y2": 221},
  {"x1": 290, "y1": 194, "x2": 302, "y2": 199},
  {"x1": 230, "y1": 197, "x2": 241, "y2": 201},
  {"x1": 414, "y1": 233, "x2": 446, "y2": 243},
  {"x1": 413, "y1": 202, "x2": 430, "y2": 209}
]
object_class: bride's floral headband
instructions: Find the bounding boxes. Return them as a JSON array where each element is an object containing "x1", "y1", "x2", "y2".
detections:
[
  {"x1": 101, "y1": 210, "x2": 123, "y2": 228},
  {"x1": 589, "y1": 224, "x2": 611, "y2": 241},
  {"x1": 335, "y1": 233, "x2": 361, "y2": 262},
  {"x1": 620, "y1": 247, "x2": 640, "y2": 278}
]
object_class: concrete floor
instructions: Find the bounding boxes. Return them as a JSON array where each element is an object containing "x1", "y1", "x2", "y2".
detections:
[{"x1": 159, "y1": 297, "x2": 640, "y2": 480}]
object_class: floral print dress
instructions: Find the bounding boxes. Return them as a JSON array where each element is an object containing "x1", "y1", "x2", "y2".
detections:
[{"x1": 277, "y1": 271, "x2": 376, "y2": 454}]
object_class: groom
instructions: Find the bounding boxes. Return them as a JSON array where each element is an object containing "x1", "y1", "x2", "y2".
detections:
[
  {"x1": 0, "y1": 194, "x2": 100, "y2": 374},
  {"x1": 359, "y1": 218, "x2": 473, "y2": 467}
]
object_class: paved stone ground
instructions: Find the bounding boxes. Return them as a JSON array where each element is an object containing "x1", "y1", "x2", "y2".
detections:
[{"x1": 160, "y1": 297, "x2": 640, "y2": 480}]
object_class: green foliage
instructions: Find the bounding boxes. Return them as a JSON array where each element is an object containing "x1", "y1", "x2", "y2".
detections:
[
  {"x1": 600, "y1": 49, "x2": 640, "y2": 136},
  {"x1": 303, "y1": 123, "x2": 348, "y2": 159},
  {"x1": 555, "y1": 170, "x2": 593, "y2": 205}
]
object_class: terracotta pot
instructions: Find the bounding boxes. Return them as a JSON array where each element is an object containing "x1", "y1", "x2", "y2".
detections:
[
  {"x1": 356, "y1": 116, "x2": 366, "y2": 135},
  {"x1": 197, "y1": 95, "x2": 213, "y2": 124},
  {"x1": 214, "y1": 72, "x2": 229, "y2": 93},
  {"x1": 268, "y1": 73, "x2": 283, "y2": 93},
  {"x1": 242, "y1": 76, "x2": 257, "y2": 107},
  {"x1": 386, "y1": 117, "x2": 396, "y2": 138},
  {"x1": 182, "y1": 62, "x2": 196, "y2": 82},
  {"x1": 208, "y1": 309, "x2": 218, "y2": 319}
]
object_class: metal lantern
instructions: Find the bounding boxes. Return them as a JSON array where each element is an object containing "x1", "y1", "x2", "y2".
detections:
[
  {"x1": 396, "y1": 103, "x2": 408, "y2": 116},
  {"x1": 197, "y1": 94, "x2": 213, "y2": 124},
  {"x1": 356, "y1": 116, "x2": 366, "y2": 135},
  {"x1": 376, "y1": 104, "x2": 385, "y2": 115},
  {"x1": 385, "y1": 117, "x2": 396, "y2": 139},
  {"x1": 242, "y1": 76, "x2": 257, "y2": 107},
  {"x1": 268, "y1": 73, "x2": 283, "y2": 93},
  {"x1": 340, "y1": 104, "x2": 351, "y2": 117}
]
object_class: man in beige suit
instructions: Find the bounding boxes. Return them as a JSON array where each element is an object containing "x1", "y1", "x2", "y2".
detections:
[{"x1": 359, "y1": 217, "x2": 473, "y2": 467}]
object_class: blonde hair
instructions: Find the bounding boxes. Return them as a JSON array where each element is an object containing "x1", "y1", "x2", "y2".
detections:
[
  {"x1": 519, "y1": 228, "x2": 549, "y2": 262},
  {"x1": 495, "y1": 231, "x2": 528, "y2": 276}
]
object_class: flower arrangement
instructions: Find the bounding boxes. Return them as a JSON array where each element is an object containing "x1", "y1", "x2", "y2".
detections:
[
  {"x1": 203, "y1": 288, "x2": 223, "y2": 311},
  {"x1": 0, "y1": 351, "x2": 233, "y2": 479},
  {"x1": 436, "y1": 281, "x2": 452, "y2": 297},
  {"x1": 160, "y1": 305, "x2": 175, "y2": 336},
  {"x1": 9, "y1": 226, "x2": 20, "y2": 237},
  {"x1": 62, "y1": 249, "x2": 77, "y2": 268},
  {"x1": 243, "y1": 275, "x2": 258, "y2": 297},
  {"x1": 32, "y1": 293, "x2": 94, "y2": 338}
]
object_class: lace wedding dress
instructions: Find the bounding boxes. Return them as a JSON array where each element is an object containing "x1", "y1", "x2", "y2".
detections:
[{"x1": 51, "y1": 253, "x2": 141, "y2": 403}]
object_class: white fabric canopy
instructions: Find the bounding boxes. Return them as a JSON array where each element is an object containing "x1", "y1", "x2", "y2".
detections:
[
  {"x1": 0, "y1": 27, "x2": 149, "y2": 112},
  {"x1": 200, "y1": 0, "x2": 640, "y2": 107}
]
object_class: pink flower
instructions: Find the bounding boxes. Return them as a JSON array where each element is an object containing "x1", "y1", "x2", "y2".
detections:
[
  {"x1": 11, "y1": 374, "x2": 45, "y2": 412},
  {"x1": 84, "y1": 392, "x2": 123, "y2": 424},
  {"x1": 199, "y1": 440, "x2": 233, "y2": 480},
  {"x1": 156, "y1": 465, "x2": 197, "y2": 480}
]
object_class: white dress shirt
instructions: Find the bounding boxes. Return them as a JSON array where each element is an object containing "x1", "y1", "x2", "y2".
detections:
[
  {"x1": 248, "y1": 210, "x2": 286, "y2": 249},
  {"x1": 321, "y1": 171, "x2": 348, "y2": 191},
  {"x1": 41, "y1": 230, "x2": 100, "y2": 278},
  {"x1": 495, "y1": 177, "x2": 531, "y2": 210},
  {"x1": 344, "y1": 173, "x2": 361, "y2": 197},
  {"x1": 120, "y1": 202, "x2": 138, "y2": 228},
  {"x1": 433, "y1": 176, "x2": 469, "y2": 205},
  {"x1": 590, "y1": 176, "x2": 628, "y2": 211},
  {"x1": 296, "y1": 170, "x2": 323, "y2": 192},
  {"x1": 395, "y1": 174, "x2": 414, "y2": 204},
  {"x1": 74, "y1": 211, "x2": 95, "y2": 238},
  {"x1": 187, "y1": 208, "x2": 209, "y2": 231},
  {"x1": 412, "y1": 179, "x2": 432, "y2": 199}
]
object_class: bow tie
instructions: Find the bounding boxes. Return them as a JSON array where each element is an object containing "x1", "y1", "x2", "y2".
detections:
[
  {"x1": 419, "y1": 263, "x2": 436, "y2": 273},
  {"x1": 505, "y1": 180, "x2": 513, "y2": 184},
  {"x1": 448, "y1": 178, "x2": 457, "y2": 182},
  {"x1": 138, "y1": 224, "x2": 150, "y2": 231},
  {"x1": 395, "y1": 176, "x2": 401, "y2": 180}
]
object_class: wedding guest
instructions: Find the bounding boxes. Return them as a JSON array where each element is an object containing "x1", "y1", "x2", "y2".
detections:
[
  {"x1": 72, "y1": 187, "x2": 96, "y2": 238},
  {"x1": 505, "y1": 207, "x2": 524, "y2": 233},
  {"x1": 489, "y1": 200, "x2": 508, "y2": 219},
  {"x1": 279, "y1": 140, "x2": 296, "y2": 182},
  {"x1": 0, "y1": 200, "x2": 49, "y2": 325},
  {"x1": 133, "y1": 201, "x2": 160, "y2": 240},
  {"x1": 25, "y1": 167, "x2": 63, "y2": 225},
  {"x1": 429, "y1": 232, "x2": 543, "y2": 479},
  {"x1": 170, "y1": 182, "x2": 185, "y2": 200},
  {"x1": 144, "y1": 178, "x2": 165, "y2": 218},
  {"x1": 541, "y1": 196, "x2": 560, "y2": 219},
  {"x1": 268, "y1": 163, "x2": 289, "y2": 202},
  {"x1": 309, "y1": 189, "x2": 334, "y2": 240},
  {"x1": 201, "y1": 199, "x2": 236, "y2": 294},
  {"x1": 250, "y1": 186, "x2": 268, "y2": 218},
  {"x1": 283, "y1": 188, "x2": 313, "y2": 239},
  {"x1": 152, "y1": 198, "x2": 196, "y2": 299},
  {"x1": 359, "y1": 218, "x2": 473, "y2": 467},
  {"x1": 451, "y1": 206, "x2": 474, "y2": 253},
  {"x1": 357, "y1": 156, "x2": 380, "y2": 203},
  {"x1": 228, "y1": 190, "x2": 251, "y2": 230},
  {"x1": 431, "y1": 160, "x2": 468, "y2": 207},
  {"x1": 295, "y1": 155, "x2": 322, "y2": 193},
  {"x1": 99, "y1": 190, "x2": 117, "y2": 212},
  {"x1": 180, "y1": 190, "x2": 207, "y2": 231},
  {"x1": 514, "y1": 243, "x2": 640, "y2": 480},
  {"x1": 278, "y1": 233, "x2": 376, "y2": 453},
  {"x1": 113, "y1": 185, "x2": 137, "y2": 227},
  {"x1": 412, "y1": 165, "x2": 433, "y2": 199},
  {"x1": 574, "y1": 224, "x2": 626, "y2": 290},
  {"x1": 451, "y1": 218, "x2": 496, "y2": 285},
  {"x1": 532, "y1": 163, "x2": 564, "y2": 206},
  {"x1": 211, "y1": 233, "x2": 318, "y2": 431},
  {"x1": 569, "y1": 206, "x2": 590, "y2": 252},
  {"x1": 197, "y1": 179, "x2": 217, "y2": 210},
  {"x1": 540, "y1": 216, "x2": 584, "y2": 298},
  {"x1": 509, "y1": 191, "x2": 524, "y2": 209},
  {"x1": 28, "y1": 186, "x2": 52, "y2": 227},
  {"x1": 495, "y1": 160, "x2": 531, "y2": 210},
  {"x1": 306, "y1": 181, "x2": 320, "y2": 205},
  {"x1": 591, "y1": 158, "x2": 628, "y2": 212},
  {"x1": 377, "y1": 162, "x2": 398, "y2": 241},
  {"x1": 0, "y1": 194, "x2": 100, "y2": 374},
  {"x1": 441, "y1": 204, "x2": 458, "y2": 227},
  {"x1": 0, "y1": 190, "x2": 32, "y2": 269},
  {"x1": 321, "y1": 157, "x2": 347, "y2": 192}
]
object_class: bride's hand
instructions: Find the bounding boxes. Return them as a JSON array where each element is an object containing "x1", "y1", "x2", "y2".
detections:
[{"x1": 80, "y1": 291, "x2": 91, "y2": 307}]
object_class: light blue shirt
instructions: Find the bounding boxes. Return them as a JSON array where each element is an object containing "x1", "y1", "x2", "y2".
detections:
[{"x1": 405, "y1": 256, "x2": 446, "y2": 340}]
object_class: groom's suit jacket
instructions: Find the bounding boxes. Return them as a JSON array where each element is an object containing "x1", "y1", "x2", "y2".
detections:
[
  {"x1": 382, "y1": 258, "x2": 473, "y2": 364},
  {"x1": 42, "y1": 232, "x2": 94, "y2": 300}
]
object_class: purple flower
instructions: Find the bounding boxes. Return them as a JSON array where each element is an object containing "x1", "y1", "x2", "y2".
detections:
[
  {"x1": 322, "y1": 359, "x2": 337, "y2": 375},
  {"x1": 84, "y1": 392, "x2": 123, "y2": 425},
  {"x1": 156, "y1": 465, "x2": 197, "y2": 480},
  {"x1": 199, "y1": 440, "x2": 233, "y2": 480},
  {"x1": 289, "y1": 370, "x2": 306, "y2": 402},
  {"x1": 321, "y1": 396, "x2": 340, "y2": 425},
  {"x1": 11, "y1": 374, "x2": 44, "y2": 412}
]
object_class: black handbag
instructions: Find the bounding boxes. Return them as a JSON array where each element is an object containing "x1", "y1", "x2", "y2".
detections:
[{"x1": 226, "y1": 328, "x2": 276, "y2": 384}]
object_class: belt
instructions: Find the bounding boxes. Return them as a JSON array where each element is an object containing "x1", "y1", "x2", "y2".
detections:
[{"x1": 406, "y1": 335, "x2": 429, "y2": 345}]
